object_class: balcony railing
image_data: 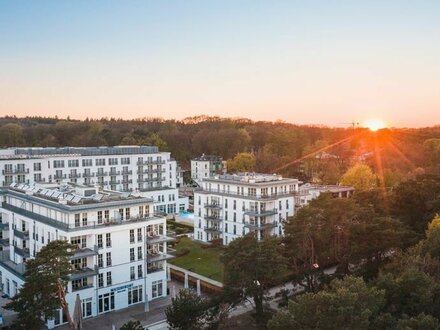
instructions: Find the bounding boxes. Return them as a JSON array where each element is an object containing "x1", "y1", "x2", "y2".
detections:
[
  {"x1": 54, "y1": 174, "x2": 67, "y2": 180},
  {"x1": 244, "y1": 221, "x2": 278, "y2": 230},
  {"x1": 82, "y1": 172, "x2": 95, "y2": 177},
  {"x1": 0, "y1": 238, "x2": 10, "y2": 246},
  {"x1": 146, "y1": 234, "x2": 175, "y2": 244},
  {"x1": 147, "y1": 252, "x2": 174, "y2": 262},
  {"x1": 138, "y1": 177, "x2": 165, "y2": 183},
  {"x1": 244, "y1": 208, "x2": 278, "y2": 217},
  {"x1": 137, "y1": 160, "x2": 166, "y2": 165},
  {"x1": 96, "y1": 172, "x2": 108, "y2": 177},
  {"x1": 69, "y1": 267, "x2": 98, "y2": 281},
  {"x1": 2, "y1": 203, "x2": 158, "y2": 233},
  {"x1": 105, "y1": 180, "x2": 121, "y2": 185},
  {"x1": 109, "y1": 170, "x2": 120, "y2": 175},
  {"x1": 15, "y1": 246, "x2": 30, "y2": 258},
  {"x1": 121, "y1": 179, "x2": 133, "y2": 184},
  {"x1": 14, "y1": 229, "x2": 30, "y2": 240},
  {"x1": 122, "y1": 170, "x2": 133, "y2": 175},
  {"x1": 196, "y1": 188, "x2": 298, "y2": 200},
  {"x1": 69, "y1": 173, "x2": 81, "y2": 178},
  {"x1": 2, "y1": 169, "x2": 29, "y2": 175},
  {"x1": 204, "y1": 203, "x2": 222, "y2": 209},
  {"x1": 204, "y1": 215, "x2": 223, "y2": 222},
  {"x1": 204, "y1": 226, "x2": 222, "y2": 233},
  {"x1": 72, "y1": 284, "x2": 94, "y2": 292},
  {"x1": 0, "y1": 222, "x2": 9, "y2": 230}
]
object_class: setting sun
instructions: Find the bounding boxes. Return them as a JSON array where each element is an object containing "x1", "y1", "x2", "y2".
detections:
[{"x1": 364, "y1": 119, "x2": 387, "y2": 131}]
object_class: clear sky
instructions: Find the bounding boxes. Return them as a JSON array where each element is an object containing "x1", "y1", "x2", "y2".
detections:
[{"x1": 0, "y1": 1, "x2": 439, "y2": 127}]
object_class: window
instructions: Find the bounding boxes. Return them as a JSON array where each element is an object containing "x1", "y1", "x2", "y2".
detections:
[
  {"x1": 98, "y1": 292, "x2": 115, "y2": 313},
  {"x1": 72, "y1": 278, "x2": 87, "y2": 290},
  {"x1": 53, "y1": 160, "x2": 65, "y2": 168},
  {"x1": 121, "y1": 157, "x2": 130, "y2": 165},
  {"x1": 97, "y1": 234, "x2": 103, "y2": 248},
  {"x1": 68, "y1": 159, "x2": 79, "y2": 167},
  {"x1": 137, "y1": 246, "x2": 142, "y2": 260},
  {"x1": 34, "y1": 162, "x2": 41, "y2": 171},
  {"x1": 82, "y1": 298, "x2": 92, "y2": 318},
  {"x1": 104, "y1": 210, "x2": 109, "y2": 221},
  {"x1": 75, "y1": 214, "x2": 80, "y2": 228},
  {"x1": 130, "y1": 266, "x2": 135, "y2": 280},
  {"x1": 82, "y1": 159, "x2": 93, "y2": 167},
  {"x1": 106, "y1": 252, "x2": 112, "y2": 266},
  {"x1": 129, "y1": 230, "x2": 135, "y2": 243},
  {"x1": 152, "y1": 280, "x2": 163, "y2": 298},
  {"x1": 119, "y1": 208, "x2": 124, "y2": 221},
  {"x1": 130, "y1": 248, "x2": 135, "y2": 262},
  {"x1": 233, "y1": 200, "x2": 236, "y2": 210},
  {"x1": 138, "y1": 264, "x2": 143, "y2": 278},
  {"x1": 98, "y1": 273, "x2": 104, "y2": 288},
  {"x1": 125, "y1": 208, "x2": 130, "y2": 220},
  {"x1": 71, "y1": 258, "x2": 86, "y2": 270},
  {"x1": 96, "y1": 158, "x2": 106, "y2": 166},
  {"x1": 137, "y1": 228, "x2": 142, "y2": 242},
  {"x1": 128, "y1": 285, "x2": 143, "y2": 305},
  {"x1": 98, "y1": 211, "x2": 103, "y2": 224},
  {"x1": 82, "y1": 213, "x2": 88, "y2": 227},
  {"x1": 106, "y1": 233, "x2": 111, "y2": 247},
  {"x1": 106, "y1": 271, "x2": 112, "y2": 286},
  {"x1": 98, "y1": 254, "x2": 103, "y2": 267},
  {"x1": 109, "y1": 158, "x2": 118, "y2": 165}
]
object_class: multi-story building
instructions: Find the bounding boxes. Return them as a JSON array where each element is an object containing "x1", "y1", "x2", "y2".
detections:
[
  {"x1": 296, "y1": 183, "x2": 354, "y2": 208},
  {"x1": 0, "y1": 182, "x2": 174, "y2": 328},
  {"x1": 193, "y1": 173, "x2": 300, "y2": 245},
  {"x1": 191, "y1": 154, "x2": 226, "y2": 185},
  {"x1": 0, "y1": 146, "x2": 186, "y2": 214}
]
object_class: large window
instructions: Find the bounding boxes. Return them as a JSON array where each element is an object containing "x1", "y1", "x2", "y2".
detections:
[
  {"x1": 152, "y1": 280, "x2": 163, "y2": 298},
  {"x1": 82, "y1": 297, "x2": 92, "y2": 318},
  {"x1": 98, "y1": 292, "x2": 115, "y2": 313},
  {"x1": 128, "y1": 285, "x2": 143, "y2": 305}
]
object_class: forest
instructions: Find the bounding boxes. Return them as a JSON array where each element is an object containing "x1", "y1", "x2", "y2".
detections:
[{"x1": 1, "y1": 115, "x2": 439, "y2": 186}]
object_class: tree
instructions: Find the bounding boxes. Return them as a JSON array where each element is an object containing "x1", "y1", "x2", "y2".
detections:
[
  {"x1": 6, "y1": 240, "x2": 75, "y2": 330},
  {"x1": 221, "y1": 234, "x2": 286, "y2": 328},
  {"x1": 166, "y1": 289, "x2": 223, "y2": 330},
  {"x1": 268, "y1": 276, "x2": 385, "y2": 330},
  {"x1": 120, "y1": 320, "x2": 144, "y2": 330},
  {"x1": 226, "y1": 152, "x2": 256, "y2": 173},
  {"x1": 340, "y1": 163, "x2": 377, "y2": 190},
  {"x1": 0, "y1": 123, "x2": 25, "y2": 147}
]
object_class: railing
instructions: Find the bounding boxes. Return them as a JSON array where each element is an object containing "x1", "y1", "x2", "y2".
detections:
[
  {"x1": 69, "y1": 267, "x2": 98, "y2": 280},
  {"x1": 109, "y1": 170, "x2": 121, "y2": 175},
  {"x1": 2, "y1": 203, "x2": 160, "y2": 232},
  {"x1": 204, "y1": 215, "x2": 222, "y2": 222},
  {"x1": 138, "y1": 177, "x2": 165, "y2": 183},
  {"x1": 244, "y1": 208, "x2": 278, "y2": 216},
  {"x1": 96, "y1": 172, "x2": 108, "y2": 177},
  {"x1": 244, "y1": 221, "x2": 278, "y2": 229},
  {"x1": 15, "y1": 246, "x2": 30, "y2": 257},
  {"x1": 54, "y1": 174, "x2": 67, "y2": 180},
  {"x1": 0, "y1": 222, "x2": 9, "y2": 230},
  {"x1": 204, "y1": 203, "x2": 222, "y2": 209},
  {"x1": 2, "y1": 169, "x2": 29, "y2": 175},
  {"x1": 146, "y1": 234, "x2": 175, "y2": 244},
  {"x1": 196, "y1": 188, "x2": 298, "y2": 199},
  {"x1": 204, "y1": 226, "x2": 222, "y2": 233},
  {"x1": 105, "y1": 180, "x2": 121, "y2": 185},
  {"x1": 136, "y1": 160, "x2": 166, "y2": 165},
  {"x1": 147, "y1": 252, "x2": 175, "y2": 262},
  {"x1": 121, "y1": 179, "x2": 133, "y2": 184},
  {"x1": 122, "y1": 170, "x2": 133, "y2": 175},
  {"x1": 0, "y1": 238, "x2": 10, "y2": 246},
  {"x1": 14, "y1": 229, "x2": 30, "y2": 240},
  {"x1": 82, "y1": 172, "x2": 95, "y2": 177},
  {"x1": 69, "y1": 173, "x2": 81, "y2": 178},
  {"x1": 72, "y1": 284, "x2": 94, "y2": 292}
]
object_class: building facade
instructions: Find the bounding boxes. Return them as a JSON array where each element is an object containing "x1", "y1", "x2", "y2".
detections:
[
  {"x1": 0, "y1": 182, "x2": 173, "y2": 328},
  {"x1": 296, "y1": 183, "x2": 355, "y2": 208},
  {"x1": 193, "y1": 173, "x2": 300, "y2": 245},
  {"x1": 190, "y1": 155, "x2": 226, "y2": 185},
  {"x1": 0, "y1": 146, "x2": 185, "y2": 214}
]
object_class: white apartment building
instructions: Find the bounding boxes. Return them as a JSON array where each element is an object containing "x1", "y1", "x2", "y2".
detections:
[
  {"x1": 193, "y1": 173, "x2": 300, "y2": 245},
  {"x1": 0, "y1": 182, "x2": 173, "y2": 328},
  {"x1": 296, "y1": 183, "x2": 355, "y2": 208},
  {"x1": 191, "y1": 155, "x2": 226, "y2": 186},
  {"x1": 0, "y1": 146, "x2": 186, "y2": 215}
]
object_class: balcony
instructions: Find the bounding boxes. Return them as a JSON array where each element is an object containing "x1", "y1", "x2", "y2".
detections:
[
  {"x1": 14, "y1": 229, "x2": 30, "y2": 240},
  {"x1": 204, "y1": 226, "x2": 222, "y2": 234},
  {"x1": 146, "y1": 234, "x2": 175, "y2": 244},
  {"x1": 244, "y1": 208, "x2": 278, "y2": 217},
  {"x1": 147, "y1": 265, "x2": 165, "y2": 273},
  {"x1": 105, "y1": 180, "x2": 121, "y2": 185},
  {"x1": 82, "y1": 172, "x2": 95, "y2": 178},
  {"x1": 72, "y1": 283, "x2": 94, "y2": 292},
  {"x1": 69, "y1": 267, "x2": 98, "y2": 281},
  {"x1": 138, "y1": 177, "x2": 165, "y2": 183},
  {"x1": 244, "y1": 221, "x2": 278, "y2": 230},
  {"x1": 0, "y1": 238, "x2": 10, "y2": 247},
  {"x1": 2, "y1": 168, "x2": 29, "y2": 175},
  {"x1": 15, "y1": 246, "x2": 30, "y2": 258},
  {"x1": 121, "y1": 179, "x2": 133, "y2": 184},
  {"x1": 72, "y1": 246, "x2": 98, "y2": 258},
  {"x1": 68, "y1": 173, "x2": 81, "y2": 178},
  {"x1": 54, "y1": 174, "x2": 67, "y2": 180},
  {"x1": 204, "y1": 203, "x2": 222, "y2": 209},
  {"x1": 137, "y1": 168, "x2": 165, "y2": 175},
  {"x1": 196, "y1": 188, "x2": 299, "y2": 200},
  {"x1": 204, "y1": 215, "x2": 222, "y2": 222},
  {"x1": 109, "y1": 170, "x2": 120, "y2": 175},
  {"x1": 136, "y1": 160, "x2": 166, "y2": 165},
  {"x1": 96, "y1": 172, "x2": 108, "y2": 177},
  {"x1": 122, "y1": 170, "x2": 133, "y2": 175},
  {"x1": 147, "y1": 251, "x2": 174, "y2": 263},
  {"x1": 0, "y1": 223, "x2": 9, "y2": 230}
]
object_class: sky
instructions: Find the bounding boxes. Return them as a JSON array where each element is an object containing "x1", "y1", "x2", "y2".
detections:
[{"x1": 0, "y1": 1, "x2": 439, "y2": 127}]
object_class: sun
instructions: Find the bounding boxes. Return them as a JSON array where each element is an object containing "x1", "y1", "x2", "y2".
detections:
[{"x1": 364, "y1": 119, "x2": 387, "y2": 132}]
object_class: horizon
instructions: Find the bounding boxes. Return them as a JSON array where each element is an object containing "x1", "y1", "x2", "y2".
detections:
[{"x1": 1, "y1": 1, "x2": 440, "y2": 127}]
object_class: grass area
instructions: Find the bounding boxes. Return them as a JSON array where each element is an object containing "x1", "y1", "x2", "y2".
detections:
[
  {"x1": 169, "y1": 236, "x2": 224, "y2": 282},
  {"x1": 167, "y1": 219, "x2": 193, "y2": 235}
]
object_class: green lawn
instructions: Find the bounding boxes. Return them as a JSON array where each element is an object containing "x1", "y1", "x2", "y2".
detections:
[{"x1": 169, "y1": 237, "x2": 224, "y2": 282}]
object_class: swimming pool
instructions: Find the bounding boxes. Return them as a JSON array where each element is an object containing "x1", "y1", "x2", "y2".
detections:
[{"x1": 178, "y1": 211, "x2": 194, "y2": 219}]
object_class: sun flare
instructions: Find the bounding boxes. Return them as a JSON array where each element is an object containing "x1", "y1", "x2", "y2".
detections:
[{"x1": 364, "y1": 119, "x2": 387, "y2": 132}]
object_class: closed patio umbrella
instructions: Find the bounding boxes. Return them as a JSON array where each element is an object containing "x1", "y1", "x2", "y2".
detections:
[{"x1": 73, "y1": 293, "x2": 83, "y2": 330}]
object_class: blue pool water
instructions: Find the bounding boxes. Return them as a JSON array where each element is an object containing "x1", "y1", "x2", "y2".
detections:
[{"x1": 178, "y1": 211, "x2": 194, "y2": 219}]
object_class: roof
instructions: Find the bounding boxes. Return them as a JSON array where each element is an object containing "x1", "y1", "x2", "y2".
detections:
[
  {"x1": 192, "y1": 154, "x2": 223, "y2": 162},
  {"x1": 204, "y1": 172, "x2": 300, "y2": 185}
]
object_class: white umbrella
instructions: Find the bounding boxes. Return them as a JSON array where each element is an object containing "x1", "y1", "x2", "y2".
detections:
[{"x1": 73, "y1": 293, "x2": 83, "y2": 330}]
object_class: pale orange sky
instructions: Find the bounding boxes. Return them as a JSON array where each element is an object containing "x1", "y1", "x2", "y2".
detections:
[{"x1": 1, "y1": 1, "x2": 439, "y2": 127}]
